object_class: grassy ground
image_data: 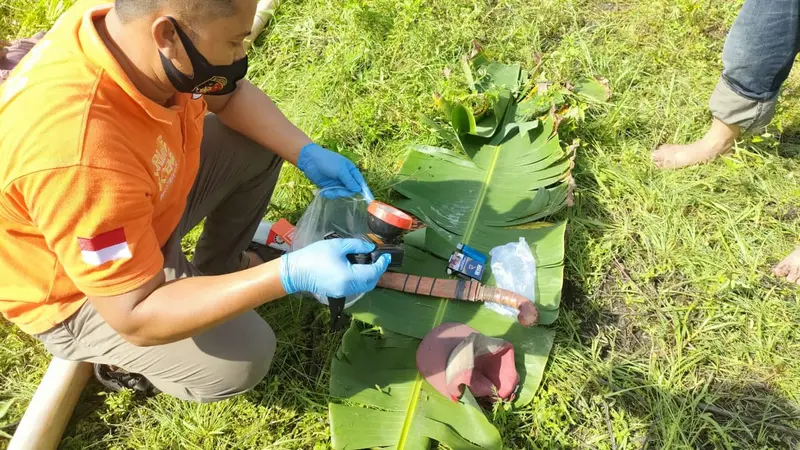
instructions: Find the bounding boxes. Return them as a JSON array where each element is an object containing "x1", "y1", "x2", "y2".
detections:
[{"x1": 2, "y1": 0, "x2": 800, "y2": 448}]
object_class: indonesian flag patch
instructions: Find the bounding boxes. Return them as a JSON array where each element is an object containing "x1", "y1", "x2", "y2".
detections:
[{"x1": 77, "y1": 228, "x2": 132, "y2": 266}]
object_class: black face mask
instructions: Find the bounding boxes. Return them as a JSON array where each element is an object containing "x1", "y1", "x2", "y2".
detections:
[{"x1": 158, "y1": 17, "x2": 248, "y2": 96}]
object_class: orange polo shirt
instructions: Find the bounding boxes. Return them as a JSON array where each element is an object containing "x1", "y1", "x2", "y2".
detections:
[{"x1": 0, "y1": 1, "x2": 207, "y2": 334}]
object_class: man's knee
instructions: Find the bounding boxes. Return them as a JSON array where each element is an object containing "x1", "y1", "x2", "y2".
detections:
[{"x1": 181, "y1": 318, "x2": 277, "y2": 403}]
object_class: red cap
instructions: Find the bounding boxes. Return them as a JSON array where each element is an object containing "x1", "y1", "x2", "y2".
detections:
[{"x1": 367, "y1": 201, "x2": 414, "y2": 230}]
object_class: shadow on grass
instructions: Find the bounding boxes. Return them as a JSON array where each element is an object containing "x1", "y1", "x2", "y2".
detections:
[
  {"x1": 557, "y1": 276, "x2": 800, "y2": 449},
  {"x1": 590, "y1": 373, "x2": 800, "y2": 449}
]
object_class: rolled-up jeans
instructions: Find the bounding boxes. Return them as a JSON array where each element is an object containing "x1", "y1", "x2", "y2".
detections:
[{"x1": 710, "y1": 0, "x2": 800, "y2": 132}]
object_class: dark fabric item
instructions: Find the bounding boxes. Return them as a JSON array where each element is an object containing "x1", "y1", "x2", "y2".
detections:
[
  {"x1": 93, "y1": 363, "x2": 160, "y2": 397},
  {"x1": 184, "y1": 114, "x2": 284, "y2": 275},
  {"x1": 246, "y1": 241, "x2": 285, "y2": 266},
  {"x1": 159, "y1": 17, "x2": 247, "y2": 96},
  {"x1": 416, "y1": 322, "x2": 519, "y2": 404},
  {"x1": 35, "y1": 115, "x2": 284, "y2": 403},
  {"x1": 0, "y1": 31, "x2": 46, "y2": 83}
]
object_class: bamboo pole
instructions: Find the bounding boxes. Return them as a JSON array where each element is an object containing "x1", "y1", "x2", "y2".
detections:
[{"x1": 8, "y1": 358, "x2": 93, "y2": 450}]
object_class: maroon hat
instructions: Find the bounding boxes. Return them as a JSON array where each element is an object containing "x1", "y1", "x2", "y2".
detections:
[{"x1": 416, "y1": 322, "x2": 519, "y2": 403}]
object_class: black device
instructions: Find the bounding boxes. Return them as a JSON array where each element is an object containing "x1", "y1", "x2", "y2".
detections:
[{"x1": 323, "y1": 201, "x2": 415, "y2": 331}]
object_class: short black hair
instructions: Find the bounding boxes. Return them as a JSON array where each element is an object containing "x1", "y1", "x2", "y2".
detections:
[{"x1": 115, "y1": 0, "x2": 236, "y2": 24}]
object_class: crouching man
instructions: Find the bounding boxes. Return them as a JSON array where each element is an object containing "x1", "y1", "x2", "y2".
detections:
[{"x1": 0, "y1": 0, "x2": 388, "y2": 401}]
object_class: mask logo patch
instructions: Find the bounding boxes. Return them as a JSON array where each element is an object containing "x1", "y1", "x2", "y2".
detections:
[{"x1": 193, "y1": 76, "x2": 228, "y2": 95}]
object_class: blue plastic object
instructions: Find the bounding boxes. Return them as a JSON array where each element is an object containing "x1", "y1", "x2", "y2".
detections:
[{"x1": 446, "y1": 243, "x2": 488, "y2": 281}]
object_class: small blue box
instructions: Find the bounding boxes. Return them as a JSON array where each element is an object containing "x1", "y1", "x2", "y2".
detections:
[
  {"x1": 457, "y1": 243, "x2": 488, "y2": 264},
  {"x1": 447, "y1": 244, "x2": 487, "y2": 281}
]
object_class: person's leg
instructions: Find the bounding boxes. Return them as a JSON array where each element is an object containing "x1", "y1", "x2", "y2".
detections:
[
  {"x1": 35, "y1": 231, "x2": 276, "y2": 401},
  {"x1": 653, "y1": 0, "x2": 800, "y2": 169},
  {"x1": 180, "y1": 114, "x2": 284, "y2": 274},
  {"x1": 36, "y1": 294, "x2": 276, "y2": 402},
  {"x1": 35, "y1": 114, "x2": 285, "y2": 400}
]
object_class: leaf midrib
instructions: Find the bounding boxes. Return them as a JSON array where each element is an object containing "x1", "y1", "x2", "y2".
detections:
[
  {"x1": 463, "y1": 145, "x2": 500, "y2": 244},
  {"x1": 396, "y1": 144, "x2": 501, "y2": 449}
]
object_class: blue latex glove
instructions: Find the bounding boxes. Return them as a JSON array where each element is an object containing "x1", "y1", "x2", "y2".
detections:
[
  {"x1": 297, "y1": 143, "x2": 375, "y2": 203},
  {"x1": 279, "y1": 238, "x2": 390, "y2": 298}
]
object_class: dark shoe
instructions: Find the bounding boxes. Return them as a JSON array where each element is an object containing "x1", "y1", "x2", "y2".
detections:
[
  {"x1": 94, "y1": 363, "x2": 161, "y2": 397},
  {"x1": 246, "y1": 241, "x2": 284, "y2": 266}
]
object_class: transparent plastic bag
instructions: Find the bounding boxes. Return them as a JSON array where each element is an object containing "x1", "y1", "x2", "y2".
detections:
[
  {"x1": 487, "y1": 238, "x2": 537, "y2": 317},
  {"x1": 290, "y1": 188, "x2": 370, "y2": 308}
]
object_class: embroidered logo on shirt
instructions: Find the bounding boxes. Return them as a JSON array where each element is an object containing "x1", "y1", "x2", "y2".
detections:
[
  {"x1": 77, "y1": 228, "x2": 132, "y2": 266},
  {"x1": 152, "y1": 136, "x2": 178, "y2": 200}
]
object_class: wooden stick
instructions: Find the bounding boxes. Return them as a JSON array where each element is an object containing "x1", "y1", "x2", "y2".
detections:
[
  {"x1": 377, "y1": 273, "x2": 539, "y2": 326},
  {"x1": 244, "y1": 0, "x2": 281, "y2": 51},
  {"x1": 8, "y1": 358, "x2": 93, "y2": 450}
]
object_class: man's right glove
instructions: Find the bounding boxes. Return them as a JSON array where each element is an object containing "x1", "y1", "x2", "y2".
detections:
[{"x1": 279, "y1": 238, "x2": 390, "y2": 298}]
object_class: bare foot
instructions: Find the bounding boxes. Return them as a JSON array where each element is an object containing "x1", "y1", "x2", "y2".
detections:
[
  {"x1": 773, "y1": 247, "x2": 800, "y2": 285},
  {"x1": 652, "y1": 119, "x2": 740, "y2": 169}
]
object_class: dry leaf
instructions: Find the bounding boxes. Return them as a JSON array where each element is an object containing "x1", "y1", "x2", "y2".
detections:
[{"x1": 470, "y1": 40, "x2": 483, "y2": 59}]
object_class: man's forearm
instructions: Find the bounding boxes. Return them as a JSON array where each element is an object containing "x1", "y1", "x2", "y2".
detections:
[
  {"x1": 214, "y1": 80, "x2": 311, "y2": 165},
  {"x1": 125, "y1": 259, "x2": 286, "y2": 346}
]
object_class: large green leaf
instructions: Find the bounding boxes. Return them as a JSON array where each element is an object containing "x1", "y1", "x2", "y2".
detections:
[
  {"x1": 329, "y1": 55, "x2": 572, "y2": 450},
  {"x1": 335, "y1": 247, "x2": 556, "y2": 449},
  {"x1": 440, "y1": 54, "x2": 521, "y2": 141},
  {"x1": 329, "y1": 325, "x2": 504, "y2": 450},
  {"x1": 398, "y1": 118, "x2": 569, "y2": 228},
  {"x1": 392, "y1": 115, "x2": 569, "y2": 321}
]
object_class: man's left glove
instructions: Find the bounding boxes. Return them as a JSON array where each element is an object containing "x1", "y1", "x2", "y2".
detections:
[{"x1": 297, "y1": 143, "x2": 374, "y2": 202}]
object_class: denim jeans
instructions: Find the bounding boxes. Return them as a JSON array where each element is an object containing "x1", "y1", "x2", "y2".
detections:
[{"x1": 710, "y1": 0, "x2": 800, "y2": 132}]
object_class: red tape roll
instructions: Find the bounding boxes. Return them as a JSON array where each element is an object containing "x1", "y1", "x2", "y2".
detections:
[{"x1": 367, "y1": 201, "x2": 414, "y2": 230}]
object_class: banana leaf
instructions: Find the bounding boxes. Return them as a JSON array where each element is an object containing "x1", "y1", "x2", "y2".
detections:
[
  {"x1": 329, "y1": 56, "x2": 571, "y2": 450},
  {"x1": 441, "y1": 55, "x2": 521, "y2": 140},
  {"x1": 391, "y1": 115, "x2": 569, "y2": 322},
  {"x1": 329, "y1": 325, "x2": 505, "y2": 450},
  {"x1": 333, "y1": 246, "x2": 556, "y2": 449}
]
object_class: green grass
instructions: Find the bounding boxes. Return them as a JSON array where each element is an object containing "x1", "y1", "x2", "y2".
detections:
[{"x1": 3, "y1": 0, "x2": 800, "y2": 448}]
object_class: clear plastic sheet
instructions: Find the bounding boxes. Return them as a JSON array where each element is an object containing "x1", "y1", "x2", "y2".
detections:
[
  {"x1": 487, "y1": 238, "x2": 537, "y2": 317},
  {"x1": 291, "y1": 188, "x2": 370, "y2": 308}
]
